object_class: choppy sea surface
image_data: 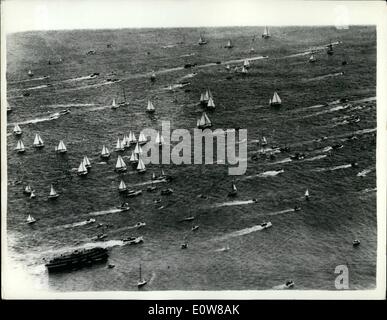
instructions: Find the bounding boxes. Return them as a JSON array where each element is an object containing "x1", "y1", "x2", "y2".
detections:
[{"x1": 5, "y1": 26, "x2": 376, "y2": 291}]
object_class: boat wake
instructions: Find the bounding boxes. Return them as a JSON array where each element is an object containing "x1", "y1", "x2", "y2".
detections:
[
  {"x1": 305, "y1": 72, "x2": 344, "y2": 82},
  {"x1": 54, "y1": 219, "x2": 97, "y2": 230},
  {"x1": 243, "y1": 169, "x2": 285, "y2": 180},
  {"x1": 8, "y1": 76, "x2": 50, "y2": 85},
  {"x1": 213, "y1": 224, "x2": 270, "y2": 242},
  {"x1": 212, "y1": 200, "x2": 255, "y2": 208},
  {"x1": 357, "y1": 168, "x2": 374, "y2": 177},
  {"x1": 313, "y1": 163, "x2": 353, "y2": 172},
  {"x1": 89, "y1": 208, "x2": 123, "y2": 216},
  {"x1": 305, "y1": 154, "x2": 328, "y2": 161},
  {"x1": 8, "y1": 113, "x2": 61, "y2": 126},
  {"x1": 263, "y1": 209, "x2": 295, "y2": 216}
]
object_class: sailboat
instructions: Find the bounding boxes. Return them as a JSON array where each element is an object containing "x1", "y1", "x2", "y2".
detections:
[
  {"x1": 261, "y1": 136, "x2": 268, "y2": 146},
  {"x1": 118, "y1": 180, "x2": 127, "y2": 193},
  {"x1": 200, "y1": 93, "x2": 207, "y2": 105},
  {"x1": 150, "y1": 71, "x2": 156, "y2": 82},
  {"x1": 13, "y1": 124, "x2": 22, "y2": 136},
  {"x1": 129, "y1": 151, "x2": 139, "y2": 164},
  {"x1": 101, "y1": 145, "x2": 110, "y2": 159},
  {"x1": 26, "y1": 214, "x2": 36, "y2": 224},
  {"x1": 134, "y1": 142, "x2": 143, "y2": 155},
  {"x1": 309, "y1": 53, "x2": 317, "y2": 63},
  {"x1": 228, "y1": 180, "x2": 238, "y2": 197},
  {"x1": 77, "y1": 160, "x2": 88, "y2": 176},
  {"x1": 269, "y1": 92, "x2": 282, "y2": 106},
  {"x1": 198, "y1": 34, "x2": 207, "y2": 45},
  {"x1": 146, "y1": 100, "x2": 155, "y2": 113},
  {"x1": 225, "y1": 64, "x2": 231, "y2": 71},
  {"x1": 83, "y1": 156, "x2": 91, "y2": 169},
  {"x1": 305, "y1": 189, "x2": 310, "y2": 200},
  {"x1": 115, "y1": 155, "x2": 127, "y2": 173},
  {"x1": 55, "y1": 140, "x2": 67, "y2": 154},
  {"x1": 137, "y1": 263, "x2": 147, "y2": 288},
  {"x1": 111, "y1": 98, "x2": 118, "y2": 109},
  {"x1": 48, "y1": 184, "x2": 59, "y2": 199},
  {"x1": 15, "y1": 140, "x2": 25, "y2": 153},
  {"x1": 30, "y1": 190, "x2": 36, "y2": 199},
  {"x1": 28, "y1": 70, "x2": 34, "y2": 77},
  {"x1": 204, "y1": 89, "x2": 212, "y2": 102},
  {"x1": 197, "y1": 112, "x2": 212, "y2": 129},
  {"x1": 225, "y1": 39, "x2": 233, "y2": 49},
  {"x1": 114, "y1": 138, "x2": 125, "y2": 152},
  {"x1": 241, "y1": 66, "x2": 248, "y2": 74},
  {"x1": 262, "y1": 26, "x2": 270, "y2": 39},
  {"x1": 243, "y1": 59, "x2": 251, "y2": 69},
  {"x1": 138, "y1": 132, "x2": 147, "y2": 145},
  {"x1": 137, "y1": 158, "x2": 146, "y2": 173},
  {"x1": 130, "y1": 131, "x2": 137, "y2": 145},
  {"x1": 33, "y1": 134, "x2": 44, "y2": 148},
  {"x1": 155, "y1": 131, "x2": 165, "y2": 146},
  {"x1": 24, "y1": 185, "x2": 32, "y2": 195},
  {"x1": 207, "y1": 97, "x2": 215, "y2": 110}
]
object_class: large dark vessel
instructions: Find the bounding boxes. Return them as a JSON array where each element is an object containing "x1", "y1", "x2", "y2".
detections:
[{"x1": 45, "y1": 247, "x2": 108, "y2": 273}]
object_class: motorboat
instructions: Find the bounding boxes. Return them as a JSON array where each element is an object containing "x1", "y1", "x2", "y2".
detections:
[{"x1": 260, "y1": 222, "x2": 272, "y2": 229}]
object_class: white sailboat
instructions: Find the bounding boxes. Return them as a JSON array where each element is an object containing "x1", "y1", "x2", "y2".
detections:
[
  {"x1": 225, "y1": 39, "x2": 233, "y2": 48},
  {"x1": 26, "y1": 214, "x2": 36, "y2": 224},
  {"x1": 262, "y1": 26, "x2": 270, "y2": 39},
  {"x1": 134, "y1": 142, "x2": 143, "y2": 155},
  {"x1": 24, "y1": 185, "x2": 32, "y2": 195},
  {"x1": 13, "y1": 124, "x2": 22, "y2": 136},
  {"x1": 48, "y1": 184, "x2": 59, "y2": 199},
  {"x1": 129, "y1": 151, "x2": 139, "y2": 163},
  {"x1": 261, "y1": 136, "x2": 268, "y2": 146},
  {"x1": 207, "y1": 97, "x2": 215, "y2": 109},
  {"x1": 243, "y1": 59, "x2": 250, "y2": 69},
  {"x1": 155, "y1": 131, "x2": 165, "y2": 146},
  {"x1": 101, "y1": 145, "x2": 110, "y2": 159},
  {"x1": 115, "y1": 155, "x2": 127, "y2": 172},
  {"x1": 55, "y1": 140, "x2": 67, "y2": 153},
  {"x1": 198, "y1": 35, "x2": 207, "y2": 45},
  {"x1": 228, "y1": 180, "x2": 238, "y2": 197},
  {"x1": 309, "y1": 53, "x2": 317, "y2": 63},
  {"x1": 137, "y1": 263, "x2": 147, "y2": 288},
  {"x1": 241, "y1": 66, "x2": 248, "y2": 74},
  {"x1": 137, "y1": 158, "x2": 146, "y2": 173},
  {"x1": 33, "y1": 134, "x2": 44, "y2": 148},
  {"x1": 269, "y1": 92, "x2": 282, "y2": 106},
  {"x1": 225, "y1": 64, "x2": 231, "y2": 71},
  {"x1": 138, "y1": 132, "x2": 147, "y2": 145},
  {"x1": 146, "y1": 100, "x2": 155, "y2": 113},
  {"x1": 28, "y1": 70, "x2": 34, "y2": 77},
  {"x1": 30, "y1": 190, "x2": 36, "y2": 199},
  {"x1": 118, "y1": 180, "x2": 127, "y2": 192},
  {"x1": 77, "y1": 160, "x2": 88, "y2": 176},
  {"x1": 197, "y1": 112, "x2": 212, "y2": 129},
  {"x1": 83, "y1": 155, "x2": 91, "y2": 168},
  {"x1": 130, "y1": 131, "x2": 137, "y2": 144},
  {"x1": 114, "y1": 138, "x2": 125, "y2": 152},
  {"x1": 150, "y1": 71, "x2": 156, "y2": 82},
  {"x1": 111, "y1": 98, "x2": 118, "y2": 109},
  {"x1": 200, "y1": 93, "x2": 207, "y2": 105},
  {"x1": 15, "y1": 140, "x2": 25, "y2": 153},
  {"x1": 305, "y1": 189, "x2": 310, "y2": 200}
]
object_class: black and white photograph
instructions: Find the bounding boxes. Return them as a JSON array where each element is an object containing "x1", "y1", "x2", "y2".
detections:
[{"x1": 1, "y1": 0, "x2": 386, "y2": 299}]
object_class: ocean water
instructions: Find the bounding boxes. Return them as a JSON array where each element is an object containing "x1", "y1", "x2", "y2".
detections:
[{"x1": 5, "y1": 26, "x2": 376, "y2": 292}]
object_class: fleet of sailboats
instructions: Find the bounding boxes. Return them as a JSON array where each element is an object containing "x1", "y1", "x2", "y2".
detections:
[
  {"x1": 269, "y1": 92, "x2": 282, "y2": 106},
  {"x1": 33, "y1": 134, "x2": 44, "y2": 148}
]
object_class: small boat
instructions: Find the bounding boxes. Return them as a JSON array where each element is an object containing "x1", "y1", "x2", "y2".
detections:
[
  {"x1": 13, "y1": 124, "x2": 22, "y2": 136},
  {"x1": 83, "y1": 156, "x2": 91, "y2": 169},
  {"x1": 198, "y1": 35, "x2": 207, "y2": 45},
  {"x1": 241, "y1": 66, "x2": 248, "y2": 74},
  {"x1": 130, "y1": 131, "x2": 137, "y2": 145},
  {"x1": 200, "y1": 92, "x2": 207, "y2": 105},
  {"x1": 243, "y1": 59, "x2": 250, "y2": 69},
  {"x1": 285, "y1": 280, "x2": 295, "y2": 288},
  {"x1": 127, "y1": 190, "x2": 143, "y2": 197},
  {"x1": 116, "y1": 202, "x2": 130, "y2": 211},
  {"x1": 114, "y1": 138, "x2": 125, "y2": 152},
  {"x1": 138, "y1": 132, "x2": 147, "y2": 145},
  {"x1": 86, "y1": 218, "x2": 96, "y2": 223},
  {"x1": 150, "y1": 71, "x2": 156, "y2": 82},
  {"x1": 294, "y1": 205, "x2": 302, "y2": 212},
  {"x1": 197, "y1": 112, "x2": 212, "y2": 129},
  {"x1": 225, "y1": 64, "x2": 231, "y2": 71},
  {"x1": 33, "y1": 134, "x2": 44, "y2": 148},
  {"x1": 353, "y1": 239, "x2": 360, "y2": 247},
  {"x1": 26, "y1": 214, "x2": 36, "y2": 224},
  {"x1": 93, "y1": 233, "x2": 108, "y2": 241},
  {"x1": 137, "y1": 263, "x2": 147, "y2": 288},
  {"x1": 155, "y1": 131, "x2": 165, "y2": 146},
  {"x1": 111, "y1": 98, "x2": 118, "y2": 109},
  {"x1": 207, "y1": 97, "x2": 215, "y2": 110},
  {"x1": 108, "y1": 264, "x2": 115, "y2": 269},
  {"x1": 115, "y1": 155, "x2": 127, "y2": 172},
  {"x1": 7, "y1": 103, "x2": 12, "y2": 114},
  {"x1": 327, "y1": 43, "x2": 334, "y2": 55},
  {"x1": 269, "y1": 91, "x2": 282, "y2": 106},
  {"x1": 123, "y1": 236, "x2": 143, "y2": 245},
  {"x1": 260, "y1": 221, "x2": 272, "y2": 229},
  {"x1": 146, "y1": 100, "x2": 155, "y2": 113},
  {"x1": 146, "y1": 185, "x2": 157, "y2": 192},
  {"x1": 129, "y1": 151, "x2": 139, "y2": 164},
  {"x1": 261, "y1": 136, "x2": 268, "y2": 146},
  {"x1": 305, "y1": 189, "x2": 310, "y2": 200},
  {"x1": 48, "y1": 184, "x2": 59, "y2": 199},
  {"x1": 225, "y1": 40, "x2": 233, "y2": 49},
  {"x1": 332, "y1": 144, "x2": 344, "y2": 150},
  {"x1": 309, "y1": 53, "x2": 317, "y2": 63},
  {"x1": 101, "y1": 145, "x2": 110, "y2": 159},
  {"x1": 134, "y1": 142, "x2": 143, "y2": 155},
  {"x1": 181, "y1": 243, "x2": 188, "y2": 249},
  {"x1": 55, "y1": 140, "x2": 67, "y2": 154},
  {"x1": 262, "y1": 26, "x2": 270, "y2": 39},
  {"x1": 161, "y1": 188, "x2": 173, "y2": 196},
  {"x1": 28, "y1": 70, "x2": 34, "y2": 77},
  {"x1": 118, "y1": 180, "x2": 127, "y2": 193},
  {"x1": 24, "y1": 185, "x2": 32, "y2": 195},
  {"x1": 191, "y1": 225, "x2": 199, "y2": 231},
  {"x1": 180, "y1": 216, "x2": 195, "y2": 222},
  {"x1": 135, "y1": 222, "x2": 146, "y2": 228},
  {"x1": 15, "y1": 140, "x2": 25, "y2": 153},
  {"x1": 30, "y1": 191, "x2": 36, "y2": 199},
  {"x1": 58, "y1": 109, "x2": 71, "y2": 115},
  {"x1": 227, "y1": 181, "x2": 238, "y2": 197},
  {"x1": 153, "y1": 198, "x2": 162, "y2": 204},
  {"x1": 137, "y1": 158, "x2": 146, "y2": 173},
  {"x1": 77, "y1": 160, "x2": 88, "y2": 176}
]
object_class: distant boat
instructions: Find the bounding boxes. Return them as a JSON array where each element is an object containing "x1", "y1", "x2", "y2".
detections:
[
  {"x1": 77, "y1": 160, "x2": 88, "y2": 176},
  {"x1": 26, "y1": 214, "x2": 36, "y2": 224},
  {"x1": 155, "y1": 131, "x2": 165, "y2": 146},
  {"x1": 118, "y1": 180, "x2": 127, "y2": 193},
  {"x1": 138, "y1": 132, "x2": 147, "y2": 145},
  {"x1": 114, "y1": 138, "x2": 125, "y2": 152},
  {"x1": 309, "y1": 53, "x2": 317, "y2": 63},
  {"x1": 15, "y1": 140, "x2": 25, "y2": 153},
  {"x1": 134, "y1": 142, "x2": 143, "y2": 155},
  {"x1": 137, "y1": 158, "x2": 146, "y2": 173},
  {"x1": 269, "y1": 92, "x2": 282, "y2": 106},
  {"x1": 28, "y1": 70, "x2": 34, "y2": 77},
  {"x1": 130, "y1": 131, "x2": 137, "y2": 144},
  {"x1": 146, "y1": 100, "x2": 155, "y2": 113},
  {"x1": 150, "y1": 71, "x2": 156, "y2": 82},
  {"x1": 123, "y1": 134, "x2": 130, "y2": 148},
  {"x1": 13, "y1": 124, "x2": 22, "y2": 136},
  {"x1": 48, "y1": 184, "x2": 59, "y2": 199},
  {"x1": 225, "y1": 64, "x2": 231, "y2": 71},
  {"x1": 30, "y1": 191, "x2": 36, "y2": 199},
  {"x1": 243, "y1": 59, "x2": 250, "y2": 69},
  {"x1": 207, "y1": 97, "x2": 215, "y2": 110},
  {"x1": 137, "y1": 263, "x2": 147, "y2": 288},
  {"x1": 101, "y1": 145, "x2": 110, "y2": 159},
  {"x1": 262, "y1": 26, "x2": 270, "y2": 39},
  {"x1": 118, "y1": 87, "x2": 129, "y2": 107},
  {"x1": 261, "y1": 136, "x2": 268, "y2": 146},
  {"x1": 225, "y1": 39, "x2": 233, "y2": 49},
  {"x1": 33, "y1": 134, "x2": 44, "y2": 148},
  {"x1": 55, "y1": 140, "x2": 67, "y2": 154},
  {"x1": 285, "y1": 280, "x2": 295, "y2": 288},
  {"x1": 200, "y1": 92, "x2": 207, "y2": 105},
  {"x1": 111, "y1": 98, "x2": 118, "y2": 109},
  {"x1": 227, "y1": 180, "x2": 237, "y2": 197},
  {"x1": 197, "y1": 112, "x2": 212, "y2": 129},
  {"x1": 129, "y1": 151, "x2": 139, "y2": 164},
  {"x1": 327, "y1": 43, "x2": 334, "y2": 55},
  {"x1": 260, "y1": 221, "x2": 272, "y2": 229},
  {"x1": 198, "y1": 35, "x2": 207, "y2": 45},
  {"x1": 24, "y1": 185, "x2": 32, "y2": 195},
  {"x1": 115, "y1": 155, "x2": 127, "y2": 173},
  {"x1": 83, "y1": 156, "x2": 91, "y2": 169},
  {"x1": 241, "y1": 66, "x2": 248, "y2": 74},
  {"x1": 305, "y1": 189, "x2": 310, "y2": 200},
  {"x1": 353, "y1": 239, "x2": 360, "y2": 247},
  {"x1": 191, "y1": 225, "x2": 199, "y2": 231}
]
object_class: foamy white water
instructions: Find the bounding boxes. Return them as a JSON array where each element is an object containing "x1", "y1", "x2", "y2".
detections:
[
  {"x1": 313, "y1": 164, "x2": 352, "y2": 172},
  {"x1": 89, "y1": 208, "x2": 123, "y2": 216},
  {"x1": 55, "y1": 219, "x2": 96, "y2": 230},
  {"x1": 357, "y1": 168, "x2": 374, "y2": 177},
  {"x1": 212, "y1": 200, "x2": 255, "y2": 208},
  {"x1": 213, "y1": 224, "x2": 269, "y2": 242}
]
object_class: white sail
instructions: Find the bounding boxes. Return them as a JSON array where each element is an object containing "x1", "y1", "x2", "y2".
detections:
[
  {"x1": 112, "y1": 98, "x2": 117, "y2": 108},
  {"x1": 263, "y1": 26, "x2": 270, "y2": 37},
  {"x1": 241, "y1": 66, "x2": 248, "y2": 73},
  {"x1": 127, "y1": 132, "x2": 133, "y2": 144},
  {"x1": 57, "y1": 140, "x2": 67, "y2": 152},
  {"x1": 83, "y1": 156, "x2": 91, "y2": 167},
  {"x1": 261, "y1": 136, "x2": 267, "y2": 145},
  {"x1": 27, "y1": 214, "x2": 35, "y2": 223},
  {"x1": 309, "y1": 54, "x2": 316, "y2": 62},
  {"x1": 132, "y1": 132, "x2": 137, "y2": 143},
  {"x1": 134, "y1": 143, "x2": 142, "y2": 154},
  {"x1": 272, "y1": 92, "x2": 281, "y2": 104},
  {"x1": 155, "y1": 131, "x2": 164, "y2": 145},
  {"x1": 207, "y1": 97, "x2": 215, "y2": 108},
  {"x1": 13, "y1": 124, "x2": 22, "y2": 134},
  {"x1": 34, "y1": 134, "x2": 44, "y2": 146},
  {"x1": 203, "y1": 90, "x2": 210, "y2": 101},
  {"x1": 78, "y1": 161, "x2": 87, "y2": 174},
  {"x1": 203, "y1": 112, "x2": 211, "y2": 125},
  {"x1": 244, "y1": 60, "x2": 250, "y2": 67},
  {"x1": 147, "y1": 100, "x2": 155, "y2": 112},
  {"x1": 118, "y1": 180, "x2": 127, "y2": 191},
  {"x1": 49, "y1": 184, "x2": 57, "y2": 196},
  {"x1": 15, "y1": 140, "x2": 25, "y2": 151},
  {"x1": 232, "y1": 182, "x2": 237, "y2": 192},
  {"x1": 115, "y1": 138, "x2": 124, "y2": 150},
  {"x1": 25, "y1": 185, "x2": 32, "y2": 193},
  {"x1": 305, "y1": 189, "x2": 309, "y2": 197},
  {"x1": 137, "y1": 158, "x2": 146, "y2": 171},
  {"x1": 101, "y1": 145, "x2": 110, "y2": 157},
  {"x1": 138, "y1": 132, "x2": 147, "y2": 144},
  {"x1": 115, "y1": 155, "x2": 127, "y2": 170},
  {"x1": 130, "y1": 151, "x2": 139, "y2": 162}
]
